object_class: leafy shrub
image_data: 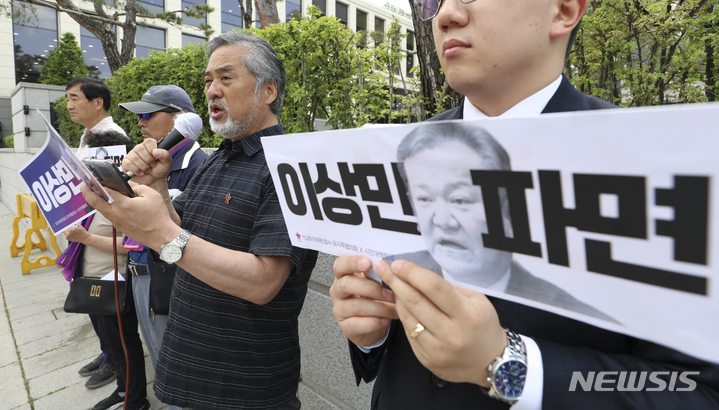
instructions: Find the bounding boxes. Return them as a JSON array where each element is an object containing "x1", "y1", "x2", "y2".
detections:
[{"x1": 105, "y1": 43, "x2": 221, "y2": 147}]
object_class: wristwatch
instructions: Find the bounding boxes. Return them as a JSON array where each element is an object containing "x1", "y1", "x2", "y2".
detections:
[
  {"x1": 159, "y1": 229, "x2": 191, "y2": 263},
  {"x1": 485, "y1": 328, "x2": 528, "y2": 405}
]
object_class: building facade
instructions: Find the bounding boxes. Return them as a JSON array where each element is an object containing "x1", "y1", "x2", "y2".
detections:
[{"x1": 3, "y1": 0, "x2": 416, "y2": 97}]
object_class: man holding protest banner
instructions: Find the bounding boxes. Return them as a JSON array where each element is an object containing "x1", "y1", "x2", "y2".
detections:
[{"x1": 329, "y1": 0, "x2": 719, "y2": 408}]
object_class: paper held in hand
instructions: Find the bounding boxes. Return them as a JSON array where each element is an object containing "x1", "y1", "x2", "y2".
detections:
[
  {"x1": 262, "y1": 103, "x2": 719, "y2": 365},
  {"x1": 17, "y1": 110, "x2": 120, "y2": 235}
]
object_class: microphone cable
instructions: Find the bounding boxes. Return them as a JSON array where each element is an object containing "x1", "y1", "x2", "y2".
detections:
[{"x1": 112, "y1": 227, "x2": 130, "y2": 409}]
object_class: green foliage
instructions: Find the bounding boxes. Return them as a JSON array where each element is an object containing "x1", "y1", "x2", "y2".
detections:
[
  {"x1": 149, "y1": 4, "x2": 216, "y2": 38},
  {"x1": 53, "y1": 97, "x2": 85, "y2": 148},
  {"x1": 568, "y1": 0, "x2": 718, "y2": 106},
  {"x1": 250, "y1": 8, "x2": 423, "y2": 132},
  {"x1": 104, "y1": 44, "x2": 222, "y2": 147},
  {"x1": 39, "y1": 32, "x2": 88, "y2": 86},
  {"x1": 51, "y1": 9, "x2": 424, "y2": 141},
  {"x1": 3, "y1": 135, "x2": 13, "y2": 148},
  {"x1": 371, "y1": 17, "x2": 424, "y2": 123}
]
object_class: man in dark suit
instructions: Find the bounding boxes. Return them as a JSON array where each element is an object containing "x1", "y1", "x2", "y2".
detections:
[
  {"x1": 393, "y1": 121, "x2": 614, "y2": 322},
  {"x1": 329, "y1": 0, "x2": 719, "y2": 407}
]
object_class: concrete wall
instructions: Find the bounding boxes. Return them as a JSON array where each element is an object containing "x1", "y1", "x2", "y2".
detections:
[
  {"x1": 0, "y1": 149, "x2": 37, "y2": 211},
  {"x1": 0, "y1": 150, "x2": 373, "y2": 409},
  {"x1": 10, "y1": 82, "x2": 66, "y2": 150},
  {"x1": 298, "y1": 253, "x2": 374, "y2": 409}
]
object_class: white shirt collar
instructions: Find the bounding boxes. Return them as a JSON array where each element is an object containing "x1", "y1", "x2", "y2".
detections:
[{"x1": 463, "y1": 75, "x2": 562, "y2": 120}]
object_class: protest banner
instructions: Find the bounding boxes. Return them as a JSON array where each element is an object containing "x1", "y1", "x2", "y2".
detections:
[
  {"x1": 88, "y1": 145, "x2": 128, "y2": 170},
  {"x1": 18, "y1": 111, "x2": 118, "y2": 235},
  {"x1": 262, "y1": 103, "x2": 719, "y2": 365}
]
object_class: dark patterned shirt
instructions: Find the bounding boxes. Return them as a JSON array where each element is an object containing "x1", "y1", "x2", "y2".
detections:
[{"x1": 154, "y1": 124, "x2": 318, "y2": 410}]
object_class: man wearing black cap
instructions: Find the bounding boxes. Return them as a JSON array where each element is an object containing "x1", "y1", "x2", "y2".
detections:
[
  {"x1": 90, "y1": 85, "x2": 207, "y2": 410},
  {"x1": 118, "y1": 85, "x2": 208, "y2": 198}
]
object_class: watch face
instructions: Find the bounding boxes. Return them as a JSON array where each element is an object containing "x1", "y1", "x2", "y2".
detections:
[
  {"x1": 494, "y1": 360, "x2": 527, "y2": 399},
  {"x1": 161, "y1": 244, "x2": 182, "y2": 263}
]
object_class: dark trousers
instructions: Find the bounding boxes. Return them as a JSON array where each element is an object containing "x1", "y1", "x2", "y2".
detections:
[
  {"x1": 89, "y1": 313, "x2": 113, "y2": 366},
  {"x1": 276, "y1": 397, "x2": 301, "y2": 410},
  {"x1": 98, "y1": 283, "x2": 147, "y2": 408}
]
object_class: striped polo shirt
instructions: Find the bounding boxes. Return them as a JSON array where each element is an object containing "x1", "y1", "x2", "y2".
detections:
[{"x1": 154, "y1": 124, "x2": 318, "y2": 409}]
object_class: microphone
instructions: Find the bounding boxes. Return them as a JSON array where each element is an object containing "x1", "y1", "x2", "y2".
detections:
[
  {"x1": 156, "y1": 112, "x2": 204, "y2": 150},
  {"x1": 124, "y1": 112, "x2": 204, "y2": 180}
]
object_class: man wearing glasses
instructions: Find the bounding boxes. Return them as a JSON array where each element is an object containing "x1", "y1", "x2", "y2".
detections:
[
  {"x1": 330, "y1": 0, "x2": 719, "y2": 408},
  {"x1": 86, "y1": 86, "x2": 208, "y2": 410}
]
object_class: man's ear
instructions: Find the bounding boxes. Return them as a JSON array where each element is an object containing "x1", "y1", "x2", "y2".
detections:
[
  {"x1": 94, "y1": 97, "x2": 104, "y2": 111},
  {"x1": 261, "y1": 82, "x2": 278, "y2": 106},
  {"x1": 550, "y1": 0, "x2": 588, "y2": 39}
]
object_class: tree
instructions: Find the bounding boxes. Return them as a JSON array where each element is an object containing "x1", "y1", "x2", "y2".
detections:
[
  {"x1": 255, "y1": 0, "x2": 280, "y2": 27},
  {"x1": 251, "y1": 7, "x2": 419, "y2": 132},
  {"x1": 251, "y1": 7, "x2": 373, "y2": 132},
  {"x1": 406, "y1": 0, "x2": 461, "y2": 118},
  {"x1": 567, "y1": 0, "x2": 718, "y2": 106},
  {"x1": 5, "y1": 0, "x2": 214, "y2": 74},
  {"x1": 373, "y1": 18, "x2": 423, "y2": 123},
  {"x1": 40, "y1": 32, "x2": 88, "y2": 85}
]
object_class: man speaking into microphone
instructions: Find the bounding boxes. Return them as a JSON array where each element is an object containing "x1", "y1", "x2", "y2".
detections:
[{"x1": 111, "y1": 85, "x2": 207, "y2": 408}]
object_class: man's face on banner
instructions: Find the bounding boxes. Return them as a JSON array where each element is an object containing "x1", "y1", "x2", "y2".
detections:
[{"x1": 404, "y1": 141, "x2": 510, "y2": 284}]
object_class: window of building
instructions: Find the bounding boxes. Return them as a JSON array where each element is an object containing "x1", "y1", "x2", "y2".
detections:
[
  {"x1": 336, "y1": 2, "x2": 348, "y2": 26},
  {"x1": 182, "y1": 33, "x2": 206, "y2": 47},
  {"x1": 406, "y1": 30, "x2": 415, "y2": 76},
  {"x1": 135, "y1": 26, "x2": 165, "y2": 58},
  {"x1": 81, "y1": 26, "x2": 112, "y2": 80},
  {"x1": 374, "y1": 17, "x2": 384, "y2": 33},
  {"x1": 138, "y1": 0, "x2": 164, "y2": 14},
  {"x1": 286, "y1": 0, "x2": 301, "y2": 21},
  {"x1": 373, "y1": 17, "x2": 385, "y2": 45},
  {"x1": 221, "y1": 0, "x2": 243, "y2": 32},
  {"x1": 356, "y1": 10, "x2": 366, "y2": 31},
  {"x1": 13, "y1": 5, "x2": 57, "y2": 84},
  {"x1": 356, "y1": 10, "x2": 367, "y2": 46},
  {"x1": 181, "y1": 0, "x2": 207, "y2": 28},
  {"x1": 313, "y1": 0, "x2": 326, "y2": 15}
]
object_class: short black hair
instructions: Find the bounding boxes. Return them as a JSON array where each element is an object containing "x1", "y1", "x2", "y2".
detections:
[
  {"x1": 66, "y1": 78, "x2": 112, "y2": 112},
  {"x1": 85, "y1": 130, "x2": 133, "y2": 153}
]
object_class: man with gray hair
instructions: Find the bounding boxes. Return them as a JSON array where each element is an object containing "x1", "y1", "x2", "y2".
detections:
[{"x1": 82, "y1": 31, "x2": 318, "y2": 410}]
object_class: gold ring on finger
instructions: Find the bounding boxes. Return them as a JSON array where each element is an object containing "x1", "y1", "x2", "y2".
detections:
[{"x1": 410, "y1": 322, "x2": 425, "y2": 339}]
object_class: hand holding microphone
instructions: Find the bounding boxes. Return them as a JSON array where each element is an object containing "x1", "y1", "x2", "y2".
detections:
[{"x1": 124, "y1": 112, "x2": 203, "y2": 180}]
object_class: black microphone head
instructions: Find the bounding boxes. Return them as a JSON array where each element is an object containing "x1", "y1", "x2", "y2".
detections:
[{"x1": 174, "y1": 112, "x2": 203, "y2": 140}]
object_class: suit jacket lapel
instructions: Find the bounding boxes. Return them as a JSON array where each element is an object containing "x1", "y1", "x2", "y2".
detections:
[{"x1": 542, "y1": 74, "x2": 591, "y2": 113}]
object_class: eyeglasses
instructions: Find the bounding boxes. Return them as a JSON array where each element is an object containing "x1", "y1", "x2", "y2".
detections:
[
  {"x1": 415, "y1": 0, "x2": 476, "y2": 21},
  {"x1": 136, "y1": 108, "x2": 178, "y2": 121}
]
